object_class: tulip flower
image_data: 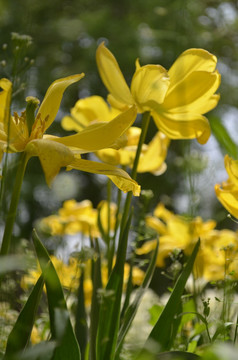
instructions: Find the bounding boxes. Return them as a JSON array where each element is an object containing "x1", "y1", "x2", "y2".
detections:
[
  {"x1": 96, "y1": 43, "x2": 220, "y2": 144},
  {"x1": 0, "y1": 76, "x2": 140, "y2": 194},
  {"x1": 62, "y1": 95, "x2": 170, "y2": 175},
  {"x1": 215, "y1": 155, "x2": 238, "y2": 218}
]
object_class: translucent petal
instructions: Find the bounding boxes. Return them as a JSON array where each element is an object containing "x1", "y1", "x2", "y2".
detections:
[
  {"x1": 152, "y1": 110, "x2": 211, "y2": 144},
  {"x1": 131, "y1": 62, "x2": 170, "y2": 111},
  {"x1": 36, "y1": 74, "x2": 84, "y2": 131},
  {"x1": 96, "y1": 43, "x2": 134, "y2": 106},
  {"x1": 68, "y1": 157, "x2": 140, "y2": 196},
  {"x1": 54, "y1": 105, "x2": 137, "y2": 151},
  {"x1": 163, "y1": 70, "x2": 220, "y2": 112},
  {"x1": 25, "y1": 139, "x2": 74, "y2": 186},
  {"x1": 168, "y1": 48, "x2": 217, "y2": 94}
]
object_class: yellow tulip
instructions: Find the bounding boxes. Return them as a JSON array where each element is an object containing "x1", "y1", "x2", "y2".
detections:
[
  {"x1": 96, "y1": 43, "x2": 220, "y2": 144},
  {"x1": 0, "y1": 77, "x2": 140, "y2": 195},
  {"x1": 215, "y1": 155, "x2": 238, "y2": 218},
  {"x1": 62, "y1": 95, "x2": 170, "y2": 175}
]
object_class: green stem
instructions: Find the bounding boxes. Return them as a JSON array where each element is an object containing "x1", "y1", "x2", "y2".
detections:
[
  {"x1": 118, "y1": 111, "x2": 151, "y2": 241},
  {"x1": 0, "y1": 152, "x2": 29, "y2": 255}
]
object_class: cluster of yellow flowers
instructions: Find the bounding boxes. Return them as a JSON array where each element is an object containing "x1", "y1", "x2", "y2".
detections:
[
  {"x1": 137, "y1": 203, "x2": 238, "y2": 281},
  {"x1": 0, "y1": 42, "x2": 220, "y2": 196},
  {"x1": 39, "y1": 198, "x2": 117, "y2": 237}
]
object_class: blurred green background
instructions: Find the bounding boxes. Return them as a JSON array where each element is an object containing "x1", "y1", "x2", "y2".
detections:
[{"x1": 1, "y1": 0, "x2": 238, "y2": 240}]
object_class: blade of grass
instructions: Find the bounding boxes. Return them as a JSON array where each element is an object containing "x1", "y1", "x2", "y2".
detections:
[
  {"x1": 32, "y1": 229, "x2": 81, "y2": 360},
  {"x1": 89, "y1": 239, "x2": 102, "y2": 360},
  {"x1": 144, "y1": 239, "x2": 200, "y2": 352},
  {"x1": 4, "y1": 274, "x2": 44, "y2": 358},
  {"x1": 210, "y1": 115, "x2": 238, "y2": 158},
  {"x1": 115, "y1": 240, "x2": 158, "y2": 357},
  {"x1": 75, "y1": 270, "x2": 88, "y2": 359},
  {"x1": 96, "y1": 212, "x2": 132, "y2": 360}
]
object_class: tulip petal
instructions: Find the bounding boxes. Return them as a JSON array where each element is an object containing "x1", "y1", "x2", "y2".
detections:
[
  {"x1": 152, "y1": 110, "x2": 211, "y2": 144},
  {"x1": 131, "y1": 62, "x2": 170, "y2": 111},
  {"x1": 224, "y1": 155, "x2": 238, "y2": 187},
  {"x1": 96, "y1": 43, "x2": 134, "y2": 107},
  {"x1": 25, "y1": 139, "x2": 74, "y2": 186},
  {"x1": 215, "y1": 182, "x2": 238, "y2": 219},
  {"x1": 36, "y1": 74, "x2": 84, "y2": 131},
  {"x1": 61, "y1": 96, "x2": 121, "y2": 132},
  {"x1": 68, "y1": 157, "x2": 141, "y2": 196},
  {"x1": 54, "y1": 105, "x2": 137, "y2": 151},
  {"x1": 137, "y1": 132, "x2": 169, "y2": 173},
  {"x1": 163, "y1": 70, "x2": 221, "y2": 112},
  {"x1": 168, "y1": 49, "x2": 218, "y2": 94},
  {"x1": 0, "y1": 78, "x2": 12, "y2": 124}
]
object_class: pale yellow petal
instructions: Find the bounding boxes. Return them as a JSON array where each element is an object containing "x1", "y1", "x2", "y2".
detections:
[
  {"x1": 68, "y1": 157, "x2": 141, "y2": 196},
  {"x1": 137, "y1": 132, "x2": 169, "y2": 173},
  {"x1": 215, "y1": 182, "x2": 238, "y2": 219},
  {"x1": 62, "y1": 96, "x2": 120, "y2": 133},
  {"x1": 96, "y1": 42, "x2": 134, "y2": 107},
  {"x1": 25, "y1": 139, "x2": 74, "y2": 186},
  {"x1": 36, "y1": 74, "x2": 84, "y2": 131},
  {"x1": 0, "y1": 78, "x2": 12, "y2": 124},
  {"x1": 163, "y1": 70, "x2": 221, "y2": 112},
  {"x1": 168, "y1": 48, "x2": 218, "y2": 95},
  {"x1": 53, "y1": 105, "x2": 137, "y2": 151},
  {"x1": 151, "y1": 110, "x2": 211, "y2": 144},
  {"x1": 224, "y1": 155, "x2": 238, "y2": 187},
  {"x1": 131, "y1": 62, "x2": 170, "y2": 112}
]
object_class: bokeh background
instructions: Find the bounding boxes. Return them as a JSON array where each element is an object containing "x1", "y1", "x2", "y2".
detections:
[{"x1": 1, "y1": 0, "x2": 238, "y2": 241}]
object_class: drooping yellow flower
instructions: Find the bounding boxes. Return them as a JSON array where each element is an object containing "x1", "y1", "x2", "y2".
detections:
[
  {"x1": 215, "y1": 155, "x2": 238, "y2": 218},
  {"x1": 96, "y1": 43, "x2": 220, "y2": 144},
  {"x1": 0, "y1": 77, "x2": 140, "y2": 195},
  {"x1": 62, "y1": 95, "x2": 170, "y2": 175}
]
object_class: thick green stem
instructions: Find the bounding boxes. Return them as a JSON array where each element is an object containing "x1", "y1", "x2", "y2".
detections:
[{"x1": 0, "y1": 152, "x2": 29, "y2": 255}]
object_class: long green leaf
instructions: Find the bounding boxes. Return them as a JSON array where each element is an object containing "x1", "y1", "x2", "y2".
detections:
[
  {"x1": 89, "y1": 240, "x2": 102, "y2": 360},
  {"x1": 4, "y1": 274, "x2": 44, "y2": 359},
  {"x1": 32, "y1": 229, "x2": 81, "y2": 360},
  {"x1": 115, "y1": 240, "x2": 159, "y2": 356},
  {"x1": 75, "y1": 270, "x2": 88, "y2": 359},
  {"x1": 210, "y1": 115, "x2": 238, "y2": 158},
  {"x1": 96, "y1": 212, "x2": 132, "y2": 360},
  {"x1": 145, "y1": 239, "x2": 200, "y2": 352}
]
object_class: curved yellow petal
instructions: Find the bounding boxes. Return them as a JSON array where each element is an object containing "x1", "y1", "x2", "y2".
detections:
[
  {"x1": 96, "y1": 42, "x2": 134, "y2": 107},
  {"x1": 152, "y1": 110, "x2": 211, "y2": 144},
  {"x1": 163, "y1": 70, "x2": 221, "y2": 112},
  {"x1": 68, "y1": 157, "x2": 140, "y2": 196},
  {"x1": 25, "y1": 139, "x2": 74, "y2": 186},
  {"x1": 215, "y1": 182, "x2": 238, "y2": 219},
  {"x1": 0, "y1": 78, "x2": 12, "y2": 124},
  {"x1": 131, "y1": 61, "x2": 170, "y2": 112},
  {"x1": 54, "y1": 105, "x2": 137, "y2": 151},
  {"x1": 168, "y1": 48, "x2": 218, "y2": 95},
  {"x1": 36, "y1": 74, "x2": 84, "y2": 131},
  {"x1": 137, "y1": 132, "x2": 169, "y2": 173},
  {"x1": 61, "y1": 95, "x2": 121, "y2": 132},
  {"x1": 224, "y1": 155, "x2": 238, "y2": 187}
]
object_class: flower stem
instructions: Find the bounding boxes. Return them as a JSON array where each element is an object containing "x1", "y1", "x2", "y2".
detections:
[
  {"x1": 0, "y1": 152, "x2": 29, "y2": 255},
  {"x1": 116, "y1": 111, "x2": 151, "y2": 261},
  {"x1": 119, "y1": 111, "x2": 150, "y2": 237}
]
